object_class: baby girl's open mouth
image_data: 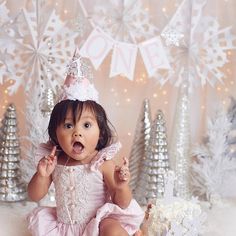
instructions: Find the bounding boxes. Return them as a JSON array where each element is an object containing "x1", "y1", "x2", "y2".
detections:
[{"x1": 73, "y1": 141, "x2": 84, "y2": 154}]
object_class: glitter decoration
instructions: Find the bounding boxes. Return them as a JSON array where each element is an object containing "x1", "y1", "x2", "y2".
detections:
[
  {"x1": 169, "y1": 79, "x2": 191, "y2": 199},
  {"x1": 129, "y1": 99, "x2": 152, "y2": 192},
  {"x1": 131, "y1": 100, "x2": 152, "y2": 206},
  {"x1": 66, "y1": 49, "x2": 94, "y2": 81},
  {"x1": 40, "y1": 88, "x2": 56, "y2": 117},
  {"x1": 60, "y1": 49, "x2": 98, "y2": 103},
  {"x1": 0, "y1": 104, "x2": 27, "y2": 202},
  {"x1": 161, "y1": 28, "x2": 184, "y2": 46},
  {"x1": 146, "y1": 109, "x2": 170, "y2": 201}
]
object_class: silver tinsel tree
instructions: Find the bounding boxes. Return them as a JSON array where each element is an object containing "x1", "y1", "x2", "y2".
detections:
[
  {"x1": 129, "y1": 98, "x2": 152, "y2": 192},
  {"x1": 40, "y1": 88, "x2": 56, "y2": 117},
  {"x1": 0, "y1": 104, "x2": 27, "y2": 202},
  {"x1": 146, "y1": 110, "x2": 169, "y2": 201},
  {"x1": 169, "y1": 80, "x2": 191, "y2": 199}
]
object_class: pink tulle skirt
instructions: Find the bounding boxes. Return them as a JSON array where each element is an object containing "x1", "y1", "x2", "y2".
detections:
[{"x1": 27, "y1": 200, "x2": 144, "y2": 236}]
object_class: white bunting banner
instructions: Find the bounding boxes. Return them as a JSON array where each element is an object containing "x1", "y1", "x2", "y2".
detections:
[
  {"x1": 80, "y1": 28, "x2": 114, "y2": 69},
  {"x1": 110, "y1": 42, "x2": 138, "y2": 80},
  {"x1": 139, "y1": 36, "x2": 171, "y2": 77}
]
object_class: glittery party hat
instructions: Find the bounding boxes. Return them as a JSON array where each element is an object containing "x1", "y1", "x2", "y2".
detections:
[{"x1": 59, "y1": 48, "x2": 99, "y2": 102}]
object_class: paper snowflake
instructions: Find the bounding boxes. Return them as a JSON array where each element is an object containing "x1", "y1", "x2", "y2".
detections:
[
  {"x1": 161, "y1": 28, "x2": 184, "y2": 47},
  {"x1": 157, "y1": 0, "x2": 236, "y2": 88},
  {"x1": 5, "y1": 3, "x2": 78, "y2": 95},
  {"x1": 89, "y1": 0, "x2": 158, "y2": 43},
  {"x1": 0, "y1": 1, "x2": 17, "y2": 83}
]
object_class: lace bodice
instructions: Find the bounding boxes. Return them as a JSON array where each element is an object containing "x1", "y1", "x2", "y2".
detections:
[
  {"x1": 52, "y1": 164, "x2": 106, "y2": 228},
  {"x1": 51, "y1": 142, "x2": 122, "y2": 228}
]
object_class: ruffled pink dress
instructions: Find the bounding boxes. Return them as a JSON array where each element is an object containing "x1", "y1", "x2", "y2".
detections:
[{"x1": 27, "y1": 143, "x2": 144, "y2": 235}]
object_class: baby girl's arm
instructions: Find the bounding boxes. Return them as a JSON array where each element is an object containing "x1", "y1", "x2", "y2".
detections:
[
  {"x1": 101, "y1": 157, "x2": 132, "y2": 209},
  {"x1": 27, "y1": 146, "x2": 57, "y2": 202}
]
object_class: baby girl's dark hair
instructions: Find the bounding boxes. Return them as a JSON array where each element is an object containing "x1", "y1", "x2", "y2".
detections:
[{"x1": 48, "y1": 99, "x2": 115, "y2": 151}]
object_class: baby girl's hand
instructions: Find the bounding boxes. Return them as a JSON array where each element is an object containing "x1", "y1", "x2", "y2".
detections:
[
  {"x1": 37, "y1": 146, "x2": 57, "y2": 177},
  {"x1": 115, "y1": 157, "x2": 130, "y2": 183}
]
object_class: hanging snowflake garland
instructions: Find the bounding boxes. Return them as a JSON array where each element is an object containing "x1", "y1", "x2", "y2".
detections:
[
  {"x1": 0, "y1": 1, "x2": 19, "y2": 84},
  {"x1": 157, "y1": 0, "x2": 236, "y2": 88},
  {"x1": 88, "y1": 0, "x2": 158, "y2": 43},
  {"x1": 7, "y1": 4, "x2": 78, "y2": 95}
]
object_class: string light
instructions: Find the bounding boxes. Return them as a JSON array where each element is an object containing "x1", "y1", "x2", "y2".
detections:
[
  {"x1": 153, "y1": 93, "x2": 158, "y2": 98},
  {"x1": 227, "y1": 68, "x2": 232, "y2": 74},
  {"x1": 162, "y1": 8, "x2": 166, "y2": 12},
  {"x1": 162, "y1": 90, "x2": 167, "y2": 95}
]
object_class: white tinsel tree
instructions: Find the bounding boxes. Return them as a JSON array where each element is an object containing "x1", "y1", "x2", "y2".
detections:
[
  {"x1": 191, "y1": 104, "x2": 236, "y2": 202},
  {"x1": 169, "y1": 79, "x2": 191, "y2": 199}
]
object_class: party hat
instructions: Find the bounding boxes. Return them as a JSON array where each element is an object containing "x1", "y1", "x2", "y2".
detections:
[{"x1": 59, "y1": 48, "x2": 99, "y2": 102}]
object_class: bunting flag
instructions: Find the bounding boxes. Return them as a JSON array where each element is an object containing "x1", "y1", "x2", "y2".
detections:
[
  {"x1": 139, "y1": 36, "x2": 171, "y2": 77},
  {"x1": 110, "y1": 42, "x2": 138, "y2": 80},
  {"x1": 79, "y1": 28, "x2": 170, "y2": 80},
  {"x1": 80, "y1": 28, "x2": 114, "y2": 69}
]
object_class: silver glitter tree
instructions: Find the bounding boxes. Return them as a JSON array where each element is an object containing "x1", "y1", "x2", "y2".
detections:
[
  {"x1": 147, "y1": 110, "x2": 170, "y2": 201},
  {"x1": 0, "y1": 104, "x2": 27, "y2": 202},
  {"x1": 40, "y1": 88, "x2": 56, "y2": 117},
  {"x1": 169, "y1": 80, "x2": 191, "y2": 199},
  {"x1": 129, "y1": 99, "x2": 152, "y2": 192}
]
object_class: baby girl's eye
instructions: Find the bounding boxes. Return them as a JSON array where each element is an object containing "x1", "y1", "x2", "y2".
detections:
[
  {"x1": 84, "y1": 122, "x2": 91, "y2": 129},
  {"x1": 64, "y1": 123, "x2": 73, "y2": 129}
]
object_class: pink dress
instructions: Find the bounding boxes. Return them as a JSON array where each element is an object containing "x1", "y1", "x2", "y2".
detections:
[{"x1": 27, "y1": 143, "x2": 144, "y2": 235}]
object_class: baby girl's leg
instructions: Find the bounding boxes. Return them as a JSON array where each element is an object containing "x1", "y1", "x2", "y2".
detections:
[{"x1": 99, "y1": 218, "x2": 129, "y2": 236}]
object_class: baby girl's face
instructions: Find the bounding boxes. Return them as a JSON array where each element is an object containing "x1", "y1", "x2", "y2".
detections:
[{"x1": 56, "y1": 107, "x2": 100, "y2": 164}]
